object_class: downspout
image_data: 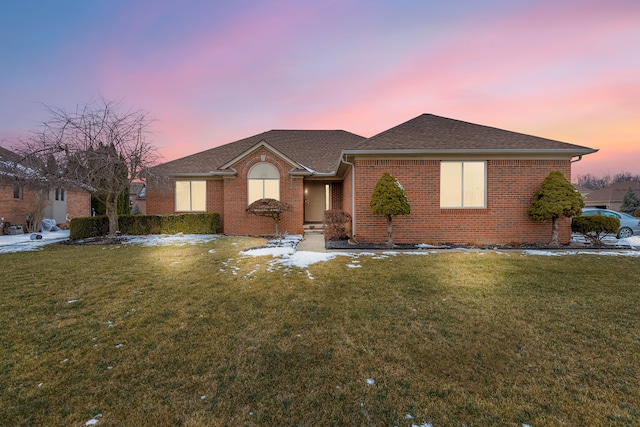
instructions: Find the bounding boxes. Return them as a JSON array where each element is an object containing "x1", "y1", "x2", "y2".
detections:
[
  {"x1": 570, "y1": 155, "x2": 583, "y2": 163},
  {"x1": 341, "y1": 154, "x2": 356, "y2": 238}
]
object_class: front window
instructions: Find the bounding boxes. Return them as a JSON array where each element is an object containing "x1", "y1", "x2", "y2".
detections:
[
  {"x1": 440, "y1": 161, "x2": 486, "y2": 208},
  {"x1": 175, "y1": 180, "x2": 206, "y2": 211},
  {"x1": 55, "y1": 188, "x2": 65, "y2": 201},
  {"x1": 248, "y1": 162, "x2": 279, "y2": 204}
]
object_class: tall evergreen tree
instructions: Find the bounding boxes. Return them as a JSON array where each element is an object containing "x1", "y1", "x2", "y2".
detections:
[
  {"x1": 619, "y1": 187, "x2": 640, "y2": 215},
  {"x1": 370, "y1": 172, "x2": 411, "y2": 248},
  {"x1": 529, "y1": 171, "x2": 584, "y2": 246}
]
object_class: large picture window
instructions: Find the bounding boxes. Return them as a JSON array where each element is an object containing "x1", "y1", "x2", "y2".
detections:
[
  {"x1": 175, "y1": 180, "x2": 206, "y2": 211},
  {"x1": 440, "y1": 161, "x2": 486, "y2": 208},
  {"x1": 248, "y1": 162, "x2": 279, "y2": 204}
]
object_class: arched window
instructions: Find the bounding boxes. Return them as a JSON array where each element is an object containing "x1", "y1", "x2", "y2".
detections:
[{"x1": 248, "y1": 162, "x2": 279, "y2": 204}]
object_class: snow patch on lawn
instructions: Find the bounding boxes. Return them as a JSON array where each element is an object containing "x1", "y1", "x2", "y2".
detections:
[
  {"x1": 123, "y1": 233, "x2": 219, "y2": 247},
  {"x1": 0, "y1": 230, "x2": 70, "y2": 254}
]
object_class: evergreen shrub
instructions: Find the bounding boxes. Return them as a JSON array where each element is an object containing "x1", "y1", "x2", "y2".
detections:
[
  {"x1": 70, "y1": 213, "x2": 220, "y2": 239},
  {"x1": 571, "y1": 215, "x2": 619, "y2": 245},
  {"x1": 70, "y1": 216, "x2": 109, "y2": 240}
]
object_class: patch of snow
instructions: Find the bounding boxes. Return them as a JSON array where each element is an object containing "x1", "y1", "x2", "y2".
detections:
[
  {"x1": 347, "y1": 264, "x2": 362, "y2": 268},
  {"x1": 366, "y1": 378, "x2": 375, "y2": 385},
  {"x1": 0, "y1": 230, "x2": 70, "y2": 254},
  {"x1": 524, "y1": 249, "x2": 640, "y2": 257},
  {"x1": 85, "y1": 414, "x2": 102, "y2": 426},
  {"x1": 123, "y1": 234, "x2": 219, "y2": 247},
  {"x1": 242, "y1": 246, "x2": 295, "y2": 257}
]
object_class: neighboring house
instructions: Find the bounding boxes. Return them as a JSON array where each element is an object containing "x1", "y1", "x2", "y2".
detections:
[
  {"x1": 146, "y1": 114, "x2": 597, "y2": 245},
  {"x1": 573, "y1": 184, "x2": 593, "y2": 199},
  {"x1": 0, "y1": 146, "x2": 90, "y2": 232},
  {"x1": 583, "y1": 180, "x2": 640, "y2": 211},
  {"x1": 130, "y1": 182, "x2": 147, "y2": 214}
]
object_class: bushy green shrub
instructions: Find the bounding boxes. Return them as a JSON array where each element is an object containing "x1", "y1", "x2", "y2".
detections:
[
  {"x1": 70, "y1": 216, "x2": 109, "y2": 240},
  {"x1": 370, "y1": 172, "x2": 411, "y2": 248},
  {"x1": 571, "y1": 215, "x2": 619, "y2": 245},
  {"x1": 634, "y1": 207, "x2": 640, "y2": 218},
  {"x1": 529, "y1": 171, "x2": 584, "y2": 246},
  {"x1": 323, "y1": 209, "x2": 352, "y2": 241},
  {"x1": 70, "y1": 213, "x2": 220, "y2": 239}
]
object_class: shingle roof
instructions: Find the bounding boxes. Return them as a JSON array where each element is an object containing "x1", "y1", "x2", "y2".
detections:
[
  {"x1": 350, "y1": 114, "x2": 597, "y2": 154},
  {"x1": 0, "y1": 146, "x2": 21, "y2": 163},
  {"x1": 154, "y1": 114, "x2": 598, "y2": 176},
  {"x1": 155, "y1": 130, "x2": 365, "y2": 175},
  {"x1": 583, "y1": 180, "x2": 640, "y2": 205}
]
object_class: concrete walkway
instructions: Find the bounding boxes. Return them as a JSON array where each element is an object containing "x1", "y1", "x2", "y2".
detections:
[{"x1": 297, "y1": 233, "x2": 326, "y2": 252}]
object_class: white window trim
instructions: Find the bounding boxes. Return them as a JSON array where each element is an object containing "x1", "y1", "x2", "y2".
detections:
[
  {"x1": 247, "y1": 162, "x2": 280, "y2": 204},
  {"x1": 440, "y1": 161, "x2": 487, "y2": 209}
]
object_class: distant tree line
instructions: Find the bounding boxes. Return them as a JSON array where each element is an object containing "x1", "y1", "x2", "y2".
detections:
[{"x1": 574, "y1": 171, "x2": 640, "y2": 190}]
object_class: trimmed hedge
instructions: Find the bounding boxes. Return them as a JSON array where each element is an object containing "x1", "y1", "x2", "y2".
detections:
[
  {"x1": 70, "y1": 213, "x2": 220, "y2": 240},
  {"x1": 571, "y1": 215, "x2": 619, "y2": 244}
]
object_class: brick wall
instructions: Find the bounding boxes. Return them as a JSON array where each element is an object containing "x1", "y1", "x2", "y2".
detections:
[
  {"x1": 146, "y1": 149, "x2": 305, "y2": 236},
  {"x1": 145, "y1": 180, "x2": 175, "y2": 214},
  {"x1": 0, "y1": 183, "x2": 36, "y2": 228},
  {"x1": 342, "y1": 167, "x2": 353, "y2": 215},
  {"x1": 66, "y1": 189, "x2": 91, "y2": 220},
  {"x1": 223, "y1": 147, "x2": 304, "y2": 236},
  {"x1": 0, "y1": 184, "x2": 90, "y2": 230},
  {"x1": 352, "y1": 159, "x2": 573, "y2": 245}
]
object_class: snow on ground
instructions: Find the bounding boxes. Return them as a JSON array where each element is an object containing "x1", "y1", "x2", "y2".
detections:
[
  {"x1": 2, "y1": 231, "x2": 640, "y2": 261},
  {"x1": 122, "y1": 233, "x2": 219, "y2": 247},
  {"x1": 0, "y1": 230, "x2": 71, "y2": 254}
]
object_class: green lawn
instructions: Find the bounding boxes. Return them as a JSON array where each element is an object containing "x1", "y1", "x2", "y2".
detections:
[{"x1": 1, "y1": 237, "x2": 639, "y2": 426}]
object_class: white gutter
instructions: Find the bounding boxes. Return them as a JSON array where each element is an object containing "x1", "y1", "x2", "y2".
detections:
[
  {"x1": 292, "y1": 163, "x2": 337, "y2": 177},
  {"x1": 342, "y1": 148, "x2": 599, "y2": 156},
  {"x1": 340, "y1": 154, "x2": 356, "y2": 238}
]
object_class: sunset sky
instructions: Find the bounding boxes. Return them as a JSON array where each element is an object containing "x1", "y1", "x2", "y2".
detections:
[{"x1": 1, "y1": 0, "x2": 638, "y2": 179}]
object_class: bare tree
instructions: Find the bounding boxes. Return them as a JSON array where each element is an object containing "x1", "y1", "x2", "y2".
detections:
[
  {"x1": 575, "y1": 171, "x2": 640, "y2": 190},
  {"x1": 16, "y1": 98, "x2": 160, "y2": 236}
]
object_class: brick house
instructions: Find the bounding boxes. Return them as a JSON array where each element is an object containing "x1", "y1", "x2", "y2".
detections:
[
  {"x1": 0, "y1": 146, "x2": 90, "y2": 232},
  {"x1": 146, "y1": 114, "x2": 597, "y2": 245}
]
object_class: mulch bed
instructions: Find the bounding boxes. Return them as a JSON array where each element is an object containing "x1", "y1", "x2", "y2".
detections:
[
  {"x1": 57, "y1": 236, "x2": 130, "y2": 246},
  {"x1": 325, "y1": 238, "x2": 629, "y2": 251}
]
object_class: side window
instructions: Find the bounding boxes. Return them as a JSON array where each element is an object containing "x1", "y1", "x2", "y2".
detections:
[
  {"x1": 440, "y1": 161, "x2": 486, "y2": 208},
  {"x1": 248, "y1": 162, "x2": 279, "y2": 204},
  {"x1": 13, "y1": 184, "x2": 23, "y2": 200},
  {"x1": 175, "y1": 180, "x2": 206, "y2": 212}
]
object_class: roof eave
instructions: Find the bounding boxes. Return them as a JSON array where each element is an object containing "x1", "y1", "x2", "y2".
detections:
[
  {"x1": 342, "y1": 148, "x2": 599, "y2": 156},
  {"x1": 173, "y1": 170, "x2": 237, "y2": 178}
]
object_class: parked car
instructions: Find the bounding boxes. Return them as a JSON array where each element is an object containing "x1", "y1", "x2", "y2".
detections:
[{"x1": 580, "y1": 208, "x2": 640, "y2": 239}]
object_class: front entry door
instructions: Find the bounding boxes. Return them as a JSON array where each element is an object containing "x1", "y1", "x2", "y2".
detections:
[{"x1": 304, "y1": 183, "x2": 327, "y2": 222}]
